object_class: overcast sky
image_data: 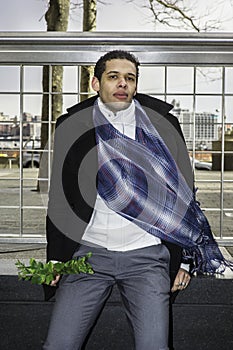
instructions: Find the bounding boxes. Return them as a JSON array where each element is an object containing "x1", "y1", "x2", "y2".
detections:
[
  {"x1": 0, "y1": 0, "x2": 153, "y2": 32},
  {"x1": 0, "y1": 0, "x2": 233, "y2": 32}
]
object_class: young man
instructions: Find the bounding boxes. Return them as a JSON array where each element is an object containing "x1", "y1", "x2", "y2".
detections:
[{"x1": 43, "y1": 50, "x2": 193, "y2": 350}]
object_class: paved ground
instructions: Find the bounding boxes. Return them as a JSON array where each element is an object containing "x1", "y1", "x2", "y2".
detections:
[{"x1": 0, "y1": 243, "x2": 46, "y2": 275}]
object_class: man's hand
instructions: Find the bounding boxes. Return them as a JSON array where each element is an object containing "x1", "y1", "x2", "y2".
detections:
[
  {"x1": 171, "y1": 268, "x2": 191, "y2": 292},
  {"x1": 50, "y1": 274, "x2": 61, "y2": 287}
]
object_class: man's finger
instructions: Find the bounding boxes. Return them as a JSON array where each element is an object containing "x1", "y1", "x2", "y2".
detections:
[{"x1": 50, "y1": 274, "x2": 61, "y2": 287}]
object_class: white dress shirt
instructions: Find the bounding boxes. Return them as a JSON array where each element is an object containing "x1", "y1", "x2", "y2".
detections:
[{"x1": 82, "y1": 98, "x2": 161, "y2": 251}]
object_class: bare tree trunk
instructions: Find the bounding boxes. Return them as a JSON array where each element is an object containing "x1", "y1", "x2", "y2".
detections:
[
  {"x1": 80, "y1": 0, "x2": 96, "y2": 102},
  {"x1": 38, "y1": 0, "x2": 70, "y2": 192}
]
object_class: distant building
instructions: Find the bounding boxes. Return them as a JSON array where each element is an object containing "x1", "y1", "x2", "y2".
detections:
[
  {"x1": 0, "y1": 112, "x2": 41, "y2": 149},
  {"x1": 0, "y1": 112, "x2": 17, "y2": 137},
  {"x1": 172, "y1": 104, "x2": 218, "y2": 150}
]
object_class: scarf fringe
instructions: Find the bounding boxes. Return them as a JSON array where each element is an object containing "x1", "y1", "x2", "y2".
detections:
[{"x1": 183, "y1": 245, "x2": 233, "y2": 275}]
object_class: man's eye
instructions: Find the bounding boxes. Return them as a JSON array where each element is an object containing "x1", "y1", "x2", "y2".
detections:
[
  {"x1": 109, "y1": 75, "x2": 117, "y2": 79},
  {"x1": 127, "y1": 77, "x2": 135, "y2": 82}
]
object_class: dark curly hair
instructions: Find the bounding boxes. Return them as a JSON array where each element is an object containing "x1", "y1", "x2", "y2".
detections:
[{"x1": 94, "y1": 50, "x2": 140, "y2": 82}]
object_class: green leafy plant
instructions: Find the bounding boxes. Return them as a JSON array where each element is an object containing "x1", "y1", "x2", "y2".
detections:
[{"x1": 15, "y1": 252, "x2": 94, "y2": 285}]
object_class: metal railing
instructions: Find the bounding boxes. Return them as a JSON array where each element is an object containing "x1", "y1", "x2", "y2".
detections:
[{"x1": 0, "y1": 32, "x2": 232, "y2": 244}]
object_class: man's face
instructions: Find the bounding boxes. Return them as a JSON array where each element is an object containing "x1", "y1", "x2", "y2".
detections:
[{"x1": 92, "y1": 58, "x2": 137, "y2": 112}]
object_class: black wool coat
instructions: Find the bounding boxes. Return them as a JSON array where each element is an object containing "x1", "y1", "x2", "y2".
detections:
[{"x1": 44, "y1": 93, "x2": 194, "y2": 300}]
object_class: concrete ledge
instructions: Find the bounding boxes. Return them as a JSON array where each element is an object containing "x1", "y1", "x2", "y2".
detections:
[{"x1": 0, "y1": 275, "x2": 233, "y2": 350}]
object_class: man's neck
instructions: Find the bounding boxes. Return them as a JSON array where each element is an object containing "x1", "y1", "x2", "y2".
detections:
[{"x1": 98, "y1": 98, "x2": 135, "y2": 119}]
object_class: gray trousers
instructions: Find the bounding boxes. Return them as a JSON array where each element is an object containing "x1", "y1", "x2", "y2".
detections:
[{"x1": 43, "y1": 244, "x2": 170, "y2": 350}]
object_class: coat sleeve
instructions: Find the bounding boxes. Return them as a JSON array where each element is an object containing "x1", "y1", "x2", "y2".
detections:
[
  {"x1": 46, "y1": 116, "x2": 79, "y2": 264},
  {"x1": 44, "y1": 116, "x2": 80, "y2": 301}
]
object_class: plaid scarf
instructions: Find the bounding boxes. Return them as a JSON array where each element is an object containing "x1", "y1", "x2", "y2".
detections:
[{"x1": 93, "y1": 100, "x2": 233, "y2": 274}]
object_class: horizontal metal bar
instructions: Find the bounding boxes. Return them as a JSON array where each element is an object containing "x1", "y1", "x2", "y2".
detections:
[
  {"x1": 0, "y1": 32, "x2": 233, "y2": 64},
  {"x1": 0, "y1": 206, "x2": 46, "y2": 210},
  {"x1": 1, "y1": 32, "x2": 233, "y2": 46},
  {"x1": 1, "y1": 52, "x2": 233, "y2": 65},
  {"x1": 0, "y1": 236, "x2": 46, "y2": 243},
  {"x1": 0, "y1": 236, "x2": 232, "y2": 245},
  {"x1": 216, "y1": 239, "x2": 233, "y2": 246},
  {"x1": 1, "y1": 91, "x2": 233, "y2": 97}
]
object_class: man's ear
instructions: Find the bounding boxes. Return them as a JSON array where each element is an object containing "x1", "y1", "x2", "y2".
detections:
[{"x1": 92, "y1": 76, "x2": 100, "y2": 92}]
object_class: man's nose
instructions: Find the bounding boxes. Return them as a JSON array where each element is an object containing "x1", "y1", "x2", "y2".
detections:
[{"x1": 118, "y1": 78, "x2": 127, "y2": 88}]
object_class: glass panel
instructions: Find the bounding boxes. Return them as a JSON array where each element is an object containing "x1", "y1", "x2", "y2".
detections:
[
  {"x1": 21, "y1": 121, "x2": 40, "y2": 148},
  {"x1": 0, "y1": 121, "x2": 20, "y2": 155},
  {"x1": 0, "y1": 66, "x2": 20, "y2": 92},
  {"x1": 192, "y1": 150, "x2": 212, "y2": 167},
  {"x1": 24, "y1": 66, "x2": 43, "y2": 93},
  {"x1": 38, "y1": 119, "x2": 53, "y2": 149},
  {"x1": 194, "y1": 112, "x2": 219, "y2": 143},
  {"x1": 23, "y1": 94, "x2": 43, "y2": 117},
  {"x1": 195, "y1": 152, "x2": 220, "y2": 180},
  {"x1": 23, "y1": 175, "x2": 45, "y2": 207},
  {"x1": 79, "y1": 65, "x2": 95, "y2": 94},
  {"x1": 22, "y1": 151, "x2": 40, "y2": 170},
  {"x1": 23, "y1": 208, "x2": 46, "y2": 235},
  {"x1": 225, "y1": 67, "x2": 233, "y2": 93},
  {"x1": 138, "y1": 66, "x2": 165, "y2": 94},
  {"x1": 196, "y1": 95, "x2": 221, "y2": 115},
  {"x1": 39, "y1": 65, "x2": 63, "y2": 93},
  {"x1": 195, "y1": 180, "x2": 220, "y2": 209},
  {"x1": 0, "y1": 177, "x2": 20, "y2": 206},
  {"x1": 169, "y1": 95, "x2": 194, "y2": 150},
  {"x1": 223, "y1": 181, "x2": 233, "y2": 210},
  {"x1": 167, "y1": 67, "x2": 193, "y2": 93},
  {"x1": 224, "y1": 150, "x2": 233, "y2": 172},
  {"x1": 0, "y1": 208, "x2": 20, "y2": 235},
  {"x1": 0, "y1": 94, "x2": 20, "y2": 117},
  {"x1": 205, "y1": 211, "x2": 220, "y2": 238},
  {"x1": 222, "y1": 211, "x2": 233, "y2": 238},
  {"x1": 225, "y1": 96, "x2": 233, "y2": 123},
  {"x1": 169, "y1": 95, "x2": 193, "y2": 112},
  {"x1": 63, "y1": 95, "x2": 79, "y2": 113},
  {"x1": 195, "y1": 95, "x2": 221, "y2": 173},
  {"x1": 63, "y1": 66, "x2": 78, "y2": 92},
  {"x1": 196, "y1": 67, "x2": 222, "y2": 94}
]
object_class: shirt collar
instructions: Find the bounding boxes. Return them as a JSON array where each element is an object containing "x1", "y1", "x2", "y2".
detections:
[{"x1": 97, "y1": 97, "x2": 135, "y2": 124}]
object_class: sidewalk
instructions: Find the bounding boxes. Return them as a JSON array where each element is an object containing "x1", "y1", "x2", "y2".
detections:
[{"x1": 0, "y1": 243, "x2": 46, "y2": 275}]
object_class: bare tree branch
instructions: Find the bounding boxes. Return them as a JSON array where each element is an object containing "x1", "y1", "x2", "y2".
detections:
[
  {"x1": 149, "y1": 0, "x2": 200, "y2": 31},
  {"x1": 126, "y1": 0, "x2": 224, "y2": 32},
  {"x1": 197, "y1": 67, "x2": 222, "y2": 83}
]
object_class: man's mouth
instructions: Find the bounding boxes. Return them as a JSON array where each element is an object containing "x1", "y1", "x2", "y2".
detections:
[{"x1": 113, "y1": 92, "x2": 128, "y2": 100}]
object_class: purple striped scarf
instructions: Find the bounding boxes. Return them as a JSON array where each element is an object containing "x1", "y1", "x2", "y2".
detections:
[{"x1": 93, "y1": 100, "x2": 233, "y2": 274}]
